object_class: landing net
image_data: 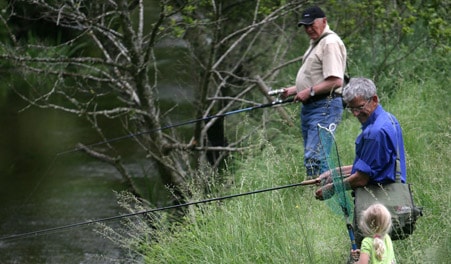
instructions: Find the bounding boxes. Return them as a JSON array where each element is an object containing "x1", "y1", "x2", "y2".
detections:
[{"x1": 317, "y1": 123, "x2": 356, "y2": 249}]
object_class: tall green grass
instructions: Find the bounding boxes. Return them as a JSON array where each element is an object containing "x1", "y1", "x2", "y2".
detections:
[{"x1": 99, "y1": 52, "x2": 450, "y2": 263}]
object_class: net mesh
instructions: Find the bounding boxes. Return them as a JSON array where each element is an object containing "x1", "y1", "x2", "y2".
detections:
[
  {"x1": 317, "y1": 123, "x2": 353, "y2": 223},
  {"x1": 318, "y1": 123, "x2": 357, "y2": 250}
]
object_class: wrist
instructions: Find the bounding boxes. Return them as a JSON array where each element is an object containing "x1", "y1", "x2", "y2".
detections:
[{"x1": 310, "y1": 86, "x2": 315, "y2": 97}]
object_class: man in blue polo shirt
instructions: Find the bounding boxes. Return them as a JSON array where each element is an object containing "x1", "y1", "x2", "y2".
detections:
[{"x1": 314, "y1": 77, "x2": 407, "y2": 257}]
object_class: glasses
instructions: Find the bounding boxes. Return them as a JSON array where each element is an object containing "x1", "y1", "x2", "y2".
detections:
[{"x1": 346, "y1": 99, "x2": 371, "y2": 113}]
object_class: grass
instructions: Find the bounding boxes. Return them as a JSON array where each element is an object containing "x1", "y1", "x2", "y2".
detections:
[{"x1": 98, "y1": 52, "x2": 450, "y2": 263}]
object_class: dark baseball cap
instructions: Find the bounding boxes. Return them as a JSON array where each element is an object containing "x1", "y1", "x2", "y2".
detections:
[{"x1": 297, "y1": 6, "x2": 326, "y2": 26}]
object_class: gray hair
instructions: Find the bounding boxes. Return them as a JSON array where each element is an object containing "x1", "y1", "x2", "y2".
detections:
[{"x1": 342, "y1": 77, "x2": 377, "y2": 103}]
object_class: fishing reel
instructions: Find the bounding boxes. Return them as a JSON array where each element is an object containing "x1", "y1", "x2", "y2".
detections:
[
  {"x1": 267, "y1": 88, "x2": 285, "y2": 96},
  {"x1": 267, "y1": 88, "x2": 286, "y2": 103}
]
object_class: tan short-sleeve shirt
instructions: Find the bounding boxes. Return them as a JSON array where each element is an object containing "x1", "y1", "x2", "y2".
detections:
[{"x1": 295, "y1": 25, "x2": 347, "y2": 93}]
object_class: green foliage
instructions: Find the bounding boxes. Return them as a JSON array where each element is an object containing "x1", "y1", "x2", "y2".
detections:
[
  {"x1": 327, "y1": 0, "x2": 450, "y2": 80},
  {"x1": 104, "y1": 134, "x2": 350, "y2": 263}
]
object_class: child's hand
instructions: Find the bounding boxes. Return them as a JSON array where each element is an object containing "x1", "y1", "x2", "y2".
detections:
[{"x1": 351, "y1": 249, "x2": 360, "y2": 260}]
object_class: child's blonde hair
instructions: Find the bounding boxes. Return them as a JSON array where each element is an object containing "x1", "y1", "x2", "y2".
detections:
[{"x1": 358, "y1": 203, "x2": 392, "y2": 260}]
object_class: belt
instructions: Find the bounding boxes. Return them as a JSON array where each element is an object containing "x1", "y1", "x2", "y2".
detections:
[{"x1": 304, "y1": 92, "x2": 342, "y2": 104}]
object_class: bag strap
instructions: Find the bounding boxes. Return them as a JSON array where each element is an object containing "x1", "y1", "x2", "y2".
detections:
[
  {"x1": 302, "y1": 33, "x2": 332, "y2": 64},
  {"x1": 389, "y1": 114, "x2": 402, "y2": 183}
]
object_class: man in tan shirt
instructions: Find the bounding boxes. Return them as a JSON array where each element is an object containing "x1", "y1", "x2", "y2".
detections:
[{"x1": 281, "y1": 6, "x2": 347, "y2": 179}]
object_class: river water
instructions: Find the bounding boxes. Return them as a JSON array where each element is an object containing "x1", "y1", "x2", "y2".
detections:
[
  {"x1": 0, "y1": 48, "x2": 195, "y2": 264},
  {"x1": 0, "y1": 92, "x2": 132, "y2": 263},
  {"x1": 0, "y1": 2, "x2": 200, "y2": 262},
  {"x1": 0, "y1": 78, "x2": 197, "y2": 263}
]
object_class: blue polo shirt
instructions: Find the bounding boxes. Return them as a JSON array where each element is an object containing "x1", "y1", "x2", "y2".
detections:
[{"x1": 351, "y1": 105, "x2": 407, "y2": 184}]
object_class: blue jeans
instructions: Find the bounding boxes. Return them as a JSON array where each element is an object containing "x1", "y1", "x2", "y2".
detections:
[{"x1": 300, "y1": 97, "x2": 343, "y2": 177}]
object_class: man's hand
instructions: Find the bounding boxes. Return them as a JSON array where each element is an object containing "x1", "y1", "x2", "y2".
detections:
[
  {"x1": 293, "y1": 89, "x2": 310, "y2": 103},
  {"x1": 316, "y1": 170, "x2": 332, "y2": 186},
  {"x1": 315, "y1": 183, "x2": 335, "y2": 200},
  {"x1": 280, "y1": 87, "x2": 296, "y2": 100},
  {"x1": 315, "y1": 171, "x2": 333, "y2": 200}
]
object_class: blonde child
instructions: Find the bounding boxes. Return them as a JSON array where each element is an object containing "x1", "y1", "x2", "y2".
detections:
[{"x1": 351, "y1": 203, "x2": 396, "y2": 264}]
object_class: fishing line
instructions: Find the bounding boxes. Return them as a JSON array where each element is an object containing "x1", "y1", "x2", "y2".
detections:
[
  {"x1": 56, "y1": 98, "x2": 294, "y2": 156},
  {"x1": 0, "y1": 179, "x2": 317, "y2": 242},
  {"x1": 2, "y1": 97, "x2": 295, "y2": 242}
]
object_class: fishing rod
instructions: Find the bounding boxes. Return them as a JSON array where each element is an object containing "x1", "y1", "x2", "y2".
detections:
[
  {"x1": 0, "y1": 178, "x2": 317, "y2": 242},
  {"x1": 57, "y1": 97, "x2": 294, "y2": 156}
]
